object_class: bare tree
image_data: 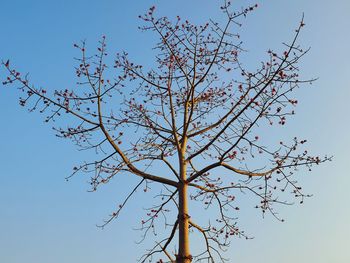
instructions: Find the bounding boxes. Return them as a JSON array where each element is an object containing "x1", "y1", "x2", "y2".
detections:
[{"x1": 2, "y1": 2, "x2": 330, "y2": 263}]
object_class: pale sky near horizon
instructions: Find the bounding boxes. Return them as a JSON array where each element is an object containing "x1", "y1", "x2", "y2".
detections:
[{"x1": 0, "y1": 1, "x2": 349, "y2": 262}]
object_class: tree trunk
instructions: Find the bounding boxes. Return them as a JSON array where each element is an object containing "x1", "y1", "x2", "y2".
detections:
[{"x1": 177, "y1": 160, "x2": 192, "y2": 263}]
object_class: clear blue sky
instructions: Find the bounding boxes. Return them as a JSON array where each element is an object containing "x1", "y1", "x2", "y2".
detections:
[{"x1": 0, "y1": 0, "x2": 349, "y2": 262}]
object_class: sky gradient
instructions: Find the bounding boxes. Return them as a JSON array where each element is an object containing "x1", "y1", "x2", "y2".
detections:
[{"x1": 0, "y1": 0, "x2": 349, "y2": 262}]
